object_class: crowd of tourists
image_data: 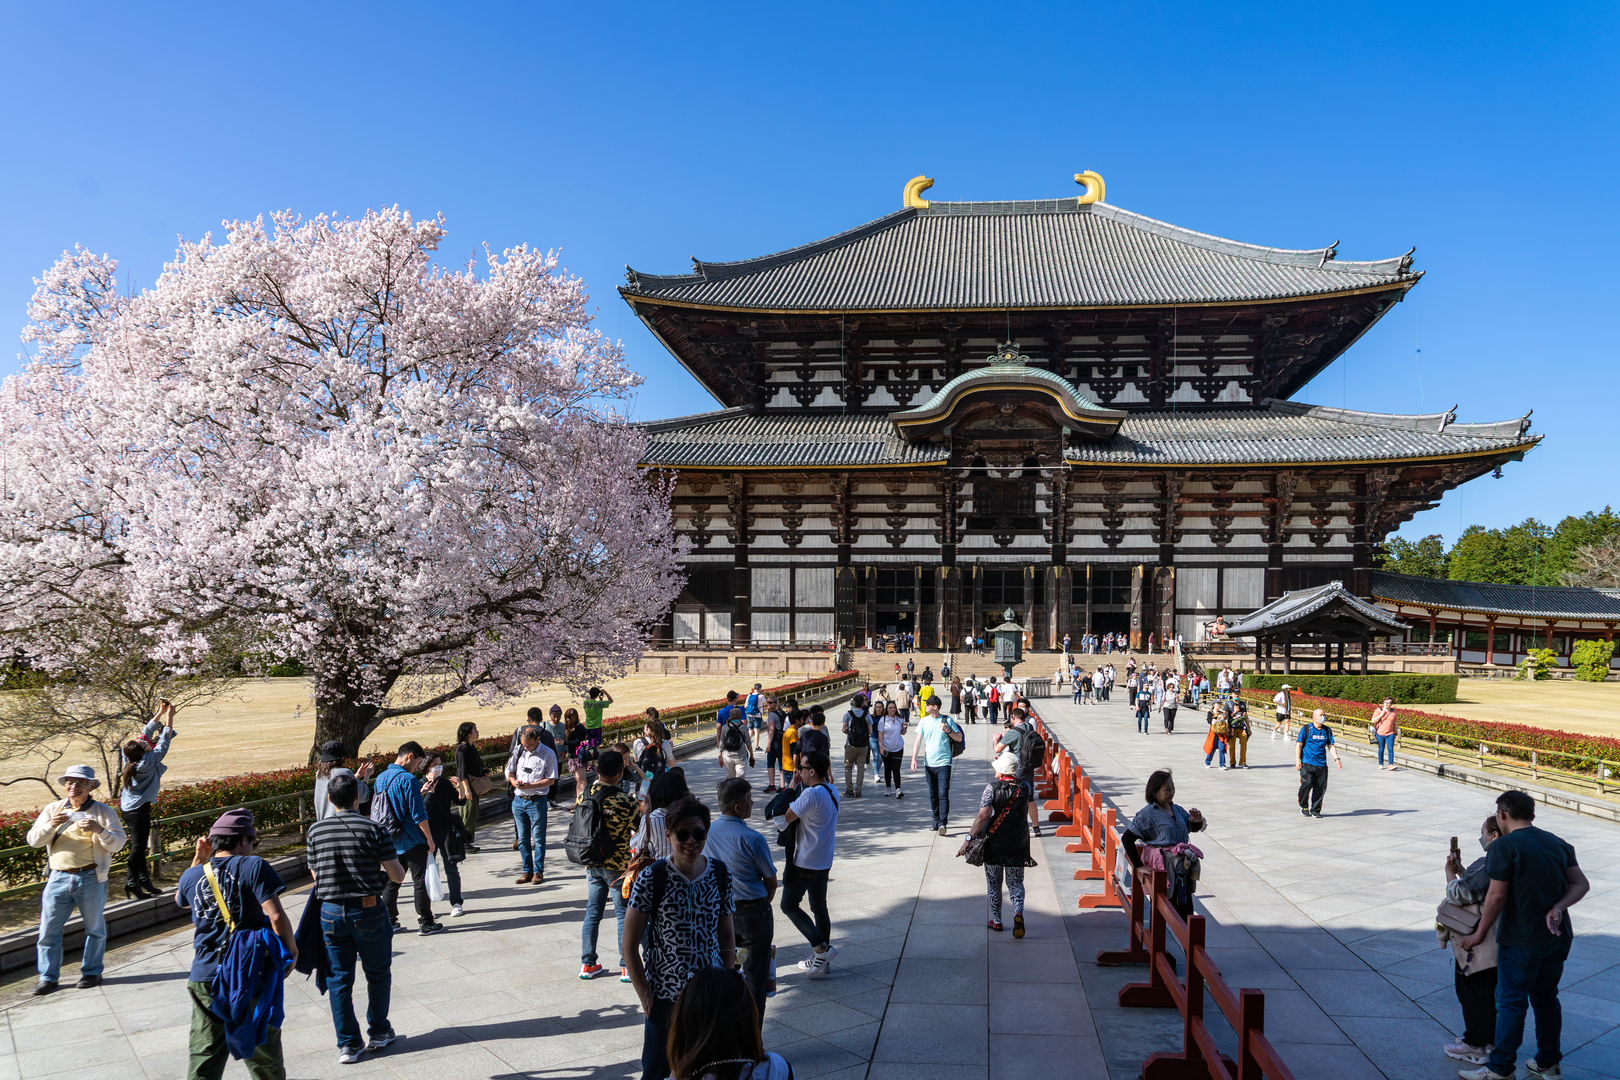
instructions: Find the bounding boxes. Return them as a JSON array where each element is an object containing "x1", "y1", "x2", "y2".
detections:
[{"x1": 23, "y1": 666, "x2": 1597, "y2": 1080}]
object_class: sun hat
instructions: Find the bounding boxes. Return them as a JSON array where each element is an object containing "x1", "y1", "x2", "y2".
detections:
[
  {"x1": 57, "y1": 764, "x2": 100, "y2": 788},
  {"x1": 318, "y1": 740, "x2": 349, "y2": 763},
  {"x1": 1280, "y1": 683, "x2": 1292, "y2": 689},
  {"x1": 993, "y1": 751, "x2": 1021, "y2": 776},
  {"x1": 209, "y1": 808, "x2": 258, "y2": 839}
]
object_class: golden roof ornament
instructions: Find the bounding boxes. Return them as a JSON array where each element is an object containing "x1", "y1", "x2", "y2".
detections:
[
  {"x1": 1075, "y1": 170, "x2": 1105, "y2": 205},
  {"x1": 903, "y1": 176, "x2": 934, "y2": 209}
]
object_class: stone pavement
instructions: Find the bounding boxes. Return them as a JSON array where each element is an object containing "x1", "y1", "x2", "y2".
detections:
[
  {"x1": 3, "y1": 694, "x2": 1616, "y2": 1080},
  {"x1": 1039, "y1": 692, "x2": 1620, "y2": 1080}
]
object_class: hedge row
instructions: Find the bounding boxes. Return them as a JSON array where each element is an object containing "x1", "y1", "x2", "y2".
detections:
[
  {"x1": 1236, "y1": 672, "x2": 1459, "y2": 704},
  {"x1": 1238, "y1": 688, "x2": 1620, "y2": 772},
  {"x1": 0, "y1": 669, "x2": 860, "y2": 889}
]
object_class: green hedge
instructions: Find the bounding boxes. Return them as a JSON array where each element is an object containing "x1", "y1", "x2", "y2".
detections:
[{"x1": 1237, "y1": 672, "x2": 1458, "y2": 704}]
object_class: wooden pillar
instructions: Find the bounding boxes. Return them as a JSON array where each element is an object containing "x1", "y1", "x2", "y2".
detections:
[
  {"x1": 1428, "y1": 608, "x2": 1438, "y2": 642},
  {"x1": 1360, "y1": 638, "x2": 1369, "y2": 674},
  {"x1": 1283, "y1": 639, "x2": 1292, "y2": 675},
  {"x1": 1544, "y1": 622, "x2": 1554, "y2": 650},
  {"x1": 1486, "y1": 618, "x2": 1497, "y2": 666}
]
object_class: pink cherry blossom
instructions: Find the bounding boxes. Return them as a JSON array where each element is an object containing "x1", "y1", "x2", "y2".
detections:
[{"x1": 1, "y1": 208, "x2": 684, "y2": 759}]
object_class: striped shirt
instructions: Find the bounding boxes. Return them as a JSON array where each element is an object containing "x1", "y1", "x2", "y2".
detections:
[{"x1": 306, "y1": 812, "x2": 393, "y2": 900}]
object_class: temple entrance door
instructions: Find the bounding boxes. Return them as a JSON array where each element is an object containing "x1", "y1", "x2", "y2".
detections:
[{"x1": 877, "y1": 609, "x2": 914, "y2": 647}]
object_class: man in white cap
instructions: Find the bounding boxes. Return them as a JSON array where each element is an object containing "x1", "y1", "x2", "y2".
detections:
[
  {"x1": 1272, "y1": 684, "x2": 1294, "y2": 738},
  {"x1": 26, "y1": 764, "x2": 127, "y2": 994}
]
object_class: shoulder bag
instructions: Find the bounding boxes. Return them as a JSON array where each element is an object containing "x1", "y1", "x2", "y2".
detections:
[{"x1": 957, "y1": 799, "x2": 1013, "y2": 867}]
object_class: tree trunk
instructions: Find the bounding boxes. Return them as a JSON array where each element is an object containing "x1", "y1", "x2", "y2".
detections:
[{"x1": 309, "y1": 695, "x2": 384, "y2": 766}]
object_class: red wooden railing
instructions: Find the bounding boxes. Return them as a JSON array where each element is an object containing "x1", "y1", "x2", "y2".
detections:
[{"x1": 1102, "y1": 866, "x2": 1298, "y2": 1080}]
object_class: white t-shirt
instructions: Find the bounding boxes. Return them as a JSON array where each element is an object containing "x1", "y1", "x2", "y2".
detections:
[
  {"x1": 876, "y1": 715, "x2": 908, "y2": 754},
  {"x1": 788, "y1": 784, "x2": 839, "y2": 871},
  {"x1": 1273, "y1": 691, "x2": 1291, "y2": 716}
]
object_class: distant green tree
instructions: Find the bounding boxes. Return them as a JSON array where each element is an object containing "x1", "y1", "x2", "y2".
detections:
[
  {"x1": 1377, "y1": 534, "x2": 1448, "y2": 578},
  {"x1": 1447, "y1": 520, "x2": 1551, "y2": 585}
]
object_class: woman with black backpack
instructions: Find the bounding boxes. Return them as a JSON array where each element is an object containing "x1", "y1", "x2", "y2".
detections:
[{"x1": 964, "y1": 751, "x2": 1038, "y2": 936}]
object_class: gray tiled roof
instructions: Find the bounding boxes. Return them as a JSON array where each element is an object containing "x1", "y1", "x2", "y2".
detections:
[
  {"x1": 1065, "y1": 400, "x2": 1537, "y2": 466},
  {"x1": 639, "y1": 410, "x2": 947, "y2": 469},
  {"x1": 1367, "y1": 571, "x2": 1620, "y2": 620},
  {"x1": 622, "y1": 200, "x2": 1417, "y2": 311},
  {"x1": 1223, "y1": 581, "x2": 1409, "y2": 636},
  {"x1": 638, "y1": 400, "x2": 1537, "y2": 469}
]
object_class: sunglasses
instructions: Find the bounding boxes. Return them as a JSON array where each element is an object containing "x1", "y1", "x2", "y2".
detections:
[{"x1": 672, "y1": 826, "x2": 708, "y2": 844}]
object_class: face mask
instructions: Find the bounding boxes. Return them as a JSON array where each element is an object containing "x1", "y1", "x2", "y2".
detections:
[{"x1": 1479, "y1": 836, "x2": 1492, "y2": 852}]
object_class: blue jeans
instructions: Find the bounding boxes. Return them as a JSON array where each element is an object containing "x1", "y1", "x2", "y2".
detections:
[
  {"x1": 1191, "y1": 687, "x2": 1203, "y2": 707},
  {"x1": 37, "y1": 869, "x2": 107, "y2": 981},
  {"x1": 320, "y1": 900, "x2": 393, "y2": 1051},
  {"x1": 512, "y1": 796, "x2": 547, "y2": 876},
  {"x1": 582, "y1": 866, "x2": 627, "y2": 967},
  {"x1": 1376, "y1": 732, "x2": 1397, "y2": 766},
  {"x1": 925, "y1": 764, "x2": 952, "y2": 827},
  {"x1": 1205, "y1": 738, "x2": 1227, "y2": 767},
  {"x1": 1136, "y1": 705, "x2": 1150, "y2": 733},
  {"x1": 1489, "y1": 935, "x2": 1571, "y2": 1075}
]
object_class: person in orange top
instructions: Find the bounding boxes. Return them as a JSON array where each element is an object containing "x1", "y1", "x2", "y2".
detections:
[{"x1": 1371, "y1": 697, "x2": 1400, "y2": 770}]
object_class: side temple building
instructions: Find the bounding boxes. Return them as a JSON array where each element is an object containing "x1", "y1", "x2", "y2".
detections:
[{"x1": 623, "y1": 176, "x2": 1540, "y2": 651}]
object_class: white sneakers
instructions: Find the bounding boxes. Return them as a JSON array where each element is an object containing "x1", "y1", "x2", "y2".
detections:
[
  {"x1": 450, "y1": 904, "x2": 465, "y2": 917},
  {"x1": 797, "y1": 945, "x2": 837, "y2": 978}
]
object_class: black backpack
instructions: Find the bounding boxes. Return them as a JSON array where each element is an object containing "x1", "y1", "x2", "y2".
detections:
[
  {"x1": 637, "y1": 740, "x2": 666, "y2": 774},
  {"x1": 844, "y1": 709, "x2": 870, "y2": 745},
  {"x1": 720, "y1": 720, "x2": 746, "y2": 753},
  {"x1": 1014, "y1": 721, "x2": 1044, "y2": 774},
  {"x1": 369, "y1": 775, "x2": 405, "y2": 839},
  {"x1": 564, "y1": 787, "x2": 615, "y2": 866},
  {"x1": 946, "y1": 718, "x2": 967, "y2": 759}
]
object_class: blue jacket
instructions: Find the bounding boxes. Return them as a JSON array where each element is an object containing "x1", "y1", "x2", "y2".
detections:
[
  {"x1": 120, "y1": 722, "x2": 175, "y2": 811},
  {"x1": 375, "y1": 764, "x2": 429, "y2": 854},
  {"x1": 209, "y1": 926, "x2": 292, "y2": 1061}
]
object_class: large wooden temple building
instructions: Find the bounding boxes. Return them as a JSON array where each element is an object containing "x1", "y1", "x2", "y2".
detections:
[{"x1": 624, "y1": 175, "x2": 1540, "y2": 651}]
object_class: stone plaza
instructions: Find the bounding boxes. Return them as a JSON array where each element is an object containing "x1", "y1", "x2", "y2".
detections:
[{"x1": 2, "y1": 690, "x2": 1616, "y2": 1080}]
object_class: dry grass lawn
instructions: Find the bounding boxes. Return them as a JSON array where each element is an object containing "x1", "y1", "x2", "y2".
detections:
[
  {"x1": 0, "y1": 672, "x2": 770, "y2": 815},
  {"x1": 1412, "y1": 677, "x2": 1620, "y2": 739}
]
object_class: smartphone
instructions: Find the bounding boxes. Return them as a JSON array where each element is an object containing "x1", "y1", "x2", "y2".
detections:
[{"x1": 1449, "y1": 836, "x2": 1460, "y2": 858}]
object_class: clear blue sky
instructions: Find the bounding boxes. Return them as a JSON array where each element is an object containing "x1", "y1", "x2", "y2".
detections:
[{"x1": 3, "y1": 3, "x2": 1615, "y2": 544}]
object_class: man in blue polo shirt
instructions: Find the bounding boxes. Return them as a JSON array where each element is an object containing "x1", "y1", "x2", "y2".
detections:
[
  {"x1": 1294, "y1": 709, "x2": 1342, "y2": 818},
  {"x1": 374, "y1": 742, "x2": 444, "y2": 935},
  {"x1": 705, "y1": 778, "x2": 778, "y2": 1026}
]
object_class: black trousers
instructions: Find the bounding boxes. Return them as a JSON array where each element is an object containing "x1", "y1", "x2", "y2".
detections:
[
  {"x1": 1456, "y1": 963, "x2": 1498, "y2": 1048},
  {"x1": 1298, "y1": 764, "x2": 1329, "y2": 812},
  {"x1": 881, "y1": 751, "x2": 903, "y2": 789},
  {"x1": 382, "y1": 844, "x2": 433, "y2": 927},
  {"x1": 781, "y1": 866, "x2": 831, "y2": 951},
  {"x1": 124, "y1": 803, "x2": 152, "y2": 880},
  {"x1": 733, "y1": 899, "x2": 774, "y2": 1027}
]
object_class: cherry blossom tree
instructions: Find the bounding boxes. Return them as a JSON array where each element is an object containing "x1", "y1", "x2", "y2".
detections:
[{"x1": 1, "y1": 209, "x2": 684, "y2": 761}]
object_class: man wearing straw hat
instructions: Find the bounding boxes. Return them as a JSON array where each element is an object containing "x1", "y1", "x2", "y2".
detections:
[{"x1": 26, "y1": 764, "x2": 128, "y2": 995}]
